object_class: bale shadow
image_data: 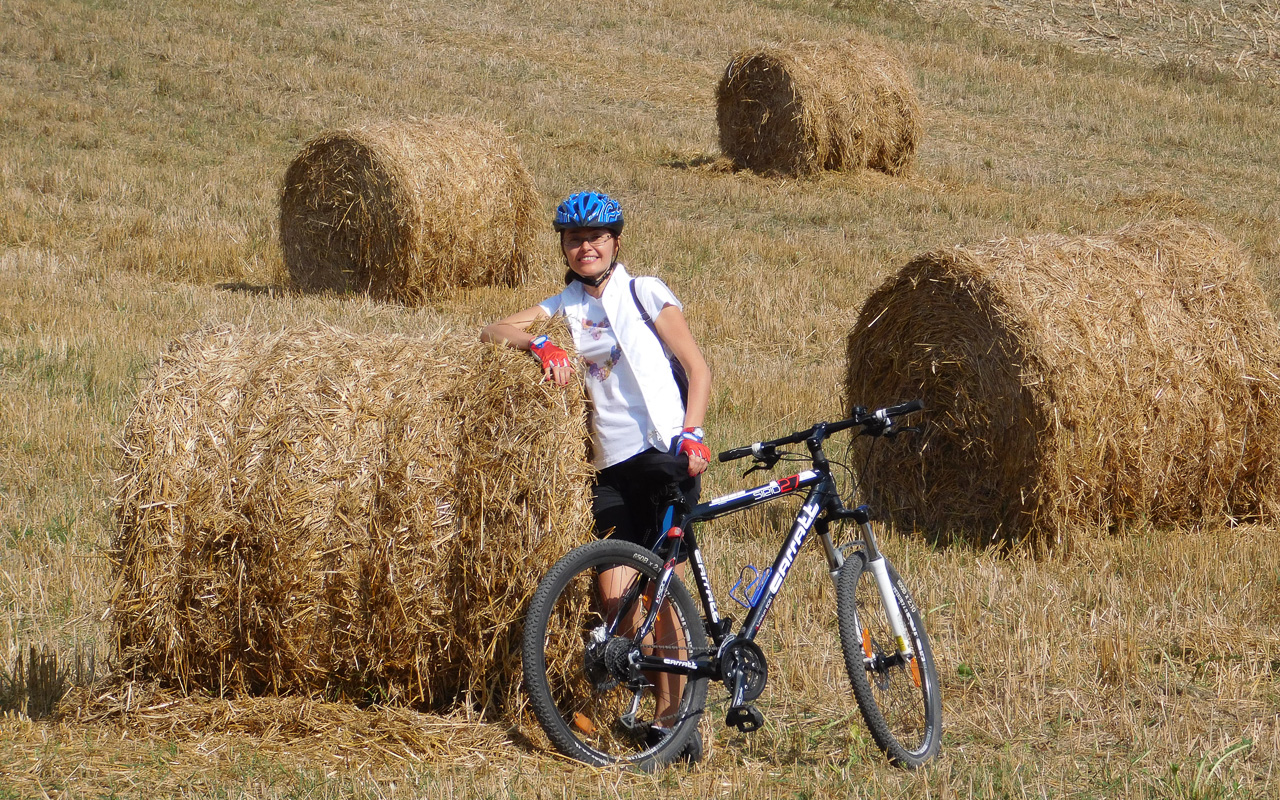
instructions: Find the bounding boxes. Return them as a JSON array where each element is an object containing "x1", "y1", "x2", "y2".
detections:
[
  {"x1": 1, "y1": 643, "x2": 98, "y2": 720},
  {"x1": 215, "y1": 281, "x2": 289, "y2": 297},
  {"x1": 661, "y1": 153, "x2": 737, "y2": 172}
]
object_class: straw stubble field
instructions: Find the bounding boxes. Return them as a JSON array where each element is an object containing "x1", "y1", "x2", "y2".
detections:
[{"x1": 2, "y1": 0, "x2": 1279, "y2": 797}]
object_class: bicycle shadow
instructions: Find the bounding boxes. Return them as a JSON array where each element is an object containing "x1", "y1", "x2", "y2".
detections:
[{"x1": 720, "y1": 718, "x2": 884, "y2": 768}]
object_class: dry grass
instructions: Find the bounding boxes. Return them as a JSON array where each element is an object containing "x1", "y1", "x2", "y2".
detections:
[
  {"x1": 716, "y1": 39, "x2": 922, "y2": 176},
  {"x1": 908, "y1": 0, "x2": 1280, "y2": 85},
  {"x1": 2, "y1": 0, "x2": 1279, "y2": 796},
  {"x1": 280, "y1": 119, "x2": 540, "y2": 303},
  {"x1": 4, "y1": 526, "x2": 1277, "y2": 797},
  {"x1": 846, "y1": 219, "x2": 1280, "y2": 550}
]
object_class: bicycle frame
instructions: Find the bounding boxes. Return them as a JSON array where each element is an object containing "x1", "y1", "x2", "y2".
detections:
[
  {"x1": 623, "y1": 461, "x2": 910, "y2": 683},
  {"x1": 682, "y1": 469, "x2": 833, "y2": 646}
]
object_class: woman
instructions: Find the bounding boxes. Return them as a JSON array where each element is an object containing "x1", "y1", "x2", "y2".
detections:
[{"x1": 481, "y1": 190, "x2": 711, "y2": 761}]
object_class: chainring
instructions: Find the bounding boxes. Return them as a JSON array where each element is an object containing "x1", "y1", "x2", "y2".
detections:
[{"x1": 720, "y1": 639, "x2": 768, "y2": 702}]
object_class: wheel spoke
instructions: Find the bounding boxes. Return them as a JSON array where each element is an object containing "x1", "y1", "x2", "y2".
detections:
[{"x1": 837, "y1": 551, "x2": 942, "y2": 768}]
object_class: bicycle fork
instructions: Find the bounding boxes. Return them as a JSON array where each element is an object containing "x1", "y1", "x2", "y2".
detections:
[{"x1": 835, "y1": 506, "x2": 914, "y2": 663}]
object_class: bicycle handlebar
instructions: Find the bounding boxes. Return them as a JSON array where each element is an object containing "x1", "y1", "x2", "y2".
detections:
[
  {"x1": 717, "y1": 441, "x2": 775, "y2": 464},
  {"x1": 717, "y1": 399, "x2": 924, "y2": 463},
  {"x1": 880, "y1": 398, "x2": 925, "y2": 419}
]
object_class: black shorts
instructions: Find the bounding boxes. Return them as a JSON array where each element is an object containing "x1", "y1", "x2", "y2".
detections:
[{"x1": 593, "y1": 449, "x2": 700, "y2": 559}]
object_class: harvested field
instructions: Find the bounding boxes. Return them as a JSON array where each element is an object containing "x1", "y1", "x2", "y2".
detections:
[
  {"x1": 111, "y1": 320, "x2": 592, "y2": 716},
  {"x1": 716, "y1": 40, "x2": 922, "y2": 176},
  {"x1": 6, "y1": 0, "x2": 1280, "y2": 795},
  {"x1": 846, "y1": 219, "x2": 1280, "y2": 550},
  {"x1": 280, "y1": 119, "x2": 540, "y2": 305},
  {"x1": 909, "y1": 0, "x2": 1280, "y2": 86},
  {"x1": 1104, "y1": 187, "x2": 1211, "y2": 220}
]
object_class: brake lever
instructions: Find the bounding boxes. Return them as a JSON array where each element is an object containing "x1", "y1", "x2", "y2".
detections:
[
  {"x1": 741, "y1": 453, "x2": 782, "y2": 478},
  {"x1": 858, "y1": 420, "x2": 889, "y2": 438},
  {"x1": 884, "y1": 425, "x2": 922, "y2": 439}
]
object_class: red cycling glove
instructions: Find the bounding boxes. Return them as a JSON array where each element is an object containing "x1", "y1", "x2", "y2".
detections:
[
  {"x1": 676, "y1": 427, "x2": 710, "y2": 462},
  {"x1": 529, "y1": 335, "x2": 571, "y2": 372}
]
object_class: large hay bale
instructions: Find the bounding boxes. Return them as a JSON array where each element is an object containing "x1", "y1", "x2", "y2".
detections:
[
  {"x1": 846, "y1": 220, "x2": 1280, "y2": 551},
  {"x1": 111, "y1": 321, "x2": 592, "y2": 714},
  {"x1": 716, "y1": 40, "x2": 921, "y2": 176},
  {"x1": 280, "y1": 118, "x2": 540, "y2": 304}
]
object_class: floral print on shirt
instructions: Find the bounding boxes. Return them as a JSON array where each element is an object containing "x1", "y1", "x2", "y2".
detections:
[
  {"x1": 582, "y1": 316, "x2": 611, "y2": 340},
  {"x1": 585, "y1": 344, "x2": 623, "y2": 382}
]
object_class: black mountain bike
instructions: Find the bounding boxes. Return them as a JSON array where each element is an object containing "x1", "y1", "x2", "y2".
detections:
[{"x1": 522, "y1": 401, "x2": 942, "y2": 770}]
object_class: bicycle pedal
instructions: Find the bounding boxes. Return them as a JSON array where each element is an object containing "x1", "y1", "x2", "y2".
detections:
[{"x1": 726, "y1": 704, "x2": 764, "y2": 733}]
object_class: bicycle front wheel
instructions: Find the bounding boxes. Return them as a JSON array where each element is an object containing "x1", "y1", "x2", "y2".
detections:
[
  {"x1": 836, "y1": 550, "x2": 942, "y2": 767},
  {"x1": 522, "y1": 539, "x2": 709, "y2": 770}
]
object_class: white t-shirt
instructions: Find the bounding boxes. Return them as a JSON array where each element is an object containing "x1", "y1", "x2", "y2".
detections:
[{"x1": 540, "y1": 277, "x2": 682, "y2": 469}]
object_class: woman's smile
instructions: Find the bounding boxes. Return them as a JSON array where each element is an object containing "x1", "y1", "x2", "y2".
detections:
[{"x1": 563, "y1": 227, "x2": 618, "y2": 279}]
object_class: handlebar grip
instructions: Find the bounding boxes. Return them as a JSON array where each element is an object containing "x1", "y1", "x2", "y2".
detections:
[
  {"x1": 718, "y1": 445, "x2": 755, "y2": 462},
  {"x1": 883, "y1": 399, "x2": 924, "y2": 418}
]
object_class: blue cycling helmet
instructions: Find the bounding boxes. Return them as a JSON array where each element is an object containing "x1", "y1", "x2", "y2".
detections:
[{"x1": 553, "y1": 191, "x2": 624, "y2": 234}]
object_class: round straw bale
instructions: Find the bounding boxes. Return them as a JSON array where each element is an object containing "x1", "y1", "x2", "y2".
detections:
[
  {"x1": 112, "y1": 321, "x2": 592, "y2": 713},
  {"x1": 716, "y1": 40, "x2": 921, "y2": 176},
  {"x1": 846, "y1": 219, "x2": 1280, "y2": 551},
  {"x1": 280, "y1": 118, "x2": 540, "y2": 304}
]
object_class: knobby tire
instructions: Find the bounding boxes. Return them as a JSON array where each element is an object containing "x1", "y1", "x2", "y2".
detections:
[
  {"x1": 836, "y1": 550, "x2": 942, "y2": 767},
  {"x1": 522, "y1": 539, "x2": 709, "y2": 770}
]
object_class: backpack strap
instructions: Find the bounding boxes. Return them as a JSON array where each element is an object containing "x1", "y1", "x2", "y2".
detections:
[
  {"x1": 630, "y1": 279, "x2": 689, "y2": 409},
  {"x1": 629, "y1": 279, "x2": 661, "y2": 339}
]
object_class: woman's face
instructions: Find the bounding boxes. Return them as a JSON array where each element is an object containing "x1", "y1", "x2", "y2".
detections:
[{"x1": 562, "y1": 227, "x2": 618, "y2": 280}]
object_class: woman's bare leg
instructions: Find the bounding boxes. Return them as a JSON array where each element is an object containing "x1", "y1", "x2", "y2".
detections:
[{"x1": 597, "y1": 564, "x2": 689, "y2": 726}]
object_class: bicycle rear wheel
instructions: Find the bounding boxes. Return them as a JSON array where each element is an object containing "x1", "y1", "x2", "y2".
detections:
[
  {"x1": 522, "y1": 539, "x2": 709, "y2": 770},
  {"x1": 836, "y1": 550, "x2": 942, "y2": 767}
]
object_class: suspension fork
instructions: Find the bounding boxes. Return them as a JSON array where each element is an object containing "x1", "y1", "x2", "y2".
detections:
[{"x1": 849, "y1": 505, "x2": 913, "y2": 659}]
